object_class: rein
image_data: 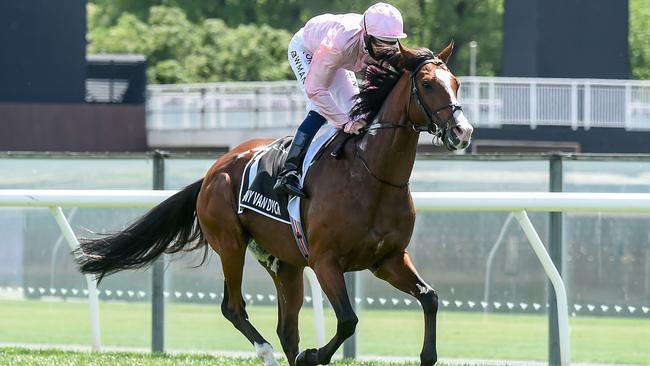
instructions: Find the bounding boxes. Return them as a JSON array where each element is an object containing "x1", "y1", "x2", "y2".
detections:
[
  {"x1": 355, "y1": 58, "x2": 463, "y2": 188},
  {"x1": 356, "y1": 152, "x2": 408, "y2": 188}
]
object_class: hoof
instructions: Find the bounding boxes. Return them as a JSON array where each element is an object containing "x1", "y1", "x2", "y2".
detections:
[
  {"x1": 420, "y1": 353, "x2": 438, "y2": 366},
  {"x1": 295, "y1": 348, "x2": 318, "y2": 366}
]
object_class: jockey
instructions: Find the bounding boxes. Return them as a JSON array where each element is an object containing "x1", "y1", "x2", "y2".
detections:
[{"x1": 273, "y1": 2, "x2": 407, "y2": 198}]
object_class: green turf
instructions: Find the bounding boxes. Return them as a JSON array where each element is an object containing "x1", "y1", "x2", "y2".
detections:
[
  {"x1": 0, "y1": 299, "x2": 648, "y2": 365},
  {"x1": 0, "y1": 348, "x2": 417, "y2": 366}
]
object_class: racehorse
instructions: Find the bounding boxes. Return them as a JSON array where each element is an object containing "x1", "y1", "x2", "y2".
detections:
[{"x1": 76, "y1": 41, "x2": 473, "y2": 366}]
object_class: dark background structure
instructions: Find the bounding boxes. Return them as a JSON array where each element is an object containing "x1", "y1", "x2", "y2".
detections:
[
  {"x1": 0, "y1": 0, "x2": 146, "y2": 152},
  {"x1": 0, "y1": 0, "x2": 647, "y2": 153}
]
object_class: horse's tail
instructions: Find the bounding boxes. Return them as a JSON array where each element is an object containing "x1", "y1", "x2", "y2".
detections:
[{"x1": 75, "y1": 179, "x2": 205, "y2": 283}]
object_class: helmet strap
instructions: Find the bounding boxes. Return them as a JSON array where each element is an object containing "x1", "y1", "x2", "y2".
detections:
[{"x1": 363, "y1": 15, "x2": 377, "y2": 59}]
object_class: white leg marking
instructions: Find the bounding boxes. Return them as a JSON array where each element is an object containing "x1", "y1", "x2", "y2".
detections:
[
  {"x1": 254, "y1": 342, "x2": 280, "y2": 366},
  {"x1": 416, "y1": 283, "x2": 431, "y2": 295}
]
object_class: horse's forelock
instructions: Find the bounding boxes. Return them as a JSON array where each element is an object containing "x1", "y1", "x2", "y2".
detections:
[
  {"x1": 372, "y1": 45, "x2": 437, "y2": 71},
  {"x1": 401, "y1": 47, "x2": 437, "y2": 72},
  {"x1": 349, "y1": 46, "x2": 438, "y2": 122},
  {"x1": 371, "y1": 44, "x2": 403, "y2": 70}
]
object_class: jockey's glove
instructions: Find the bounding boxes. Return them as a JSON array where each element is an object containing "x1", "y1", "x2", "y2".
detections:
[{"x1": 344, "y1": 119, "x2": 367, "y2": 135}]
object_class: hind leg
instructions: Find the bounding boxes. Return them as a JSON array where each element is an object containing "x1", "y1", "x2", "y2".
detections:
[
  {"x1": 215, "y1": 241, "x2": 280, "y2": 366},
  {"x1": 200, "y1": 212, "x2": 280, "y2": 364},
  {"x1": 263, "y1": 262, "x2": 304, "y2": 366},
  {"x1": 198, "y1": 171, "x2": 281, "y2": 365}
]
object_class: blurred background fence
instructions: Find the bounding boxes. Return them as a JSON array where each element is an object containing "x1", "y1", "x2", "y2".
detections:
[{"x1": 147, "y1": 77, "x2": 650, "y2": 131}]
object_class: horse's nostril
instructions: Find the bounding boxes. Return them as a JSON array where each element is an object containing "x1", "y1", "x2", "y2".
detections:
[{"x1": 453, "y1": 126, "x2": 463, "y2": 137}]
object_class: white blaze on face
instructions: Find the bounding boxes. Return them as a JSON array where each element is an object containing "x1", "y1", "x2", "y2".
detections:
[
  {"x1": 434, "y1": 68, "x2": 459, "y2": 105},
  {"x1": 434, "y1": 68, "x2": 473, "y2": 142}
]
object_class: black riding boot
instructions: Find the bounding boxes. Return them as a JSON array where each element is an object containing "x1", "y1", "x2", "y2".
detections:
[{"x1": 273, "y1": 130, "x2": 313, "y2": 198}]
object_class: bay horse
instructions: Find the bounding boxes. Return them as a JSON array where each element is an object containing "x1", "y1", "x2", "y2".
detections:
[{"x1": 76, "y1": 42, "x2": 473, "y2": 366}]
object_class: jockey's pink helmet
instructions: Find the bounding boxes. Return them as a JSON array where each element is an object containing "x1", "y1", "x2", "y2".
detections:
[{"x1": 363, "y1": 2, "x2": 407, "y2": 41}]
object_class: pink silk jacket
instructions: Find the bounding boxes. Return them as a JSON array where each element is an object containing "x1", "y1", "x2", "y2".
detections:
[{"x1": 302, "y1": 13, "x2": 369, "y2": 128}]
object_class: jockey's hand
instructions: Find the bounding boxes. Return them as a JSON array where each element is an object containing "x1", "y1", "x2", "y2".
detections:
[{"x1": 344, "y1": 119, "x2": 367, "y2": 135}]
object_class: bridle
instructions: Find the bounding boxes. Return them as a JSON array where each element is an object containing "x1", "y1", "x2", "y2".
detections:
[
  {"x1": 362, "y1": 58, "x2": 463, "y2": 145},
  {"x1": 408, "y1": 59, "x2": 463, "y2": 145},
  {"x1": 356, "y1": 58, "x2": 464, "y2": 188}
]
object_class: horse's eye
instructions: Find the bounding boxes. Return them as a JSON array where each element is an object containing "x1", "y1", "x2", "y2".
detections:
[{"x1": 422, "y1": 81, "x2": 432, "y2": 89}]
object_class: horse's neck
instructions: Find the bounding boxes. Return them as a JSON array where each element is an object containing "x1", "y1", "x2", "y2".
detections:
[{"x1": 359, "y1": 75, "x2": 419, "y2": 186}]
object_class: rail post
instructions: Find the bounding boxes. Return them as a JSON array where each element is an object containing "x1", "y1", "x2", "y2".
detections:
[
  {"x1": 152, "y1": 151, "x2": 166, "y2": 353},
  {"x1": 548, "y1": 155, "x2": 565, "y2": 366},
  {"x1": 343, "y1": 272, "x2": 357, "y2": 359}
]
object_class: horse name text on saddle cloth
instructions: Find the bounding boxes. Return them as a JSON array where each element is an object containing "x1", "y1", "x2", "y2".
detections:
[
  {"x1": 238, "y1": 125, "x2": 338, "y2": 226},
  {"x1": 238, "y1": 138, "x2": 292, "y2": 224}
]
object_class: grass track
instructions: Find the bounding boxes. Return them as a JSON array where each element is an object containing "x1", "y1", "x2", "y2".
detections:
[
  {"x1": 0, "y1": 348, "x2": 420, "y2": 366},
  {"x1": 0, "y1": 299, "x2": 648, "y2": 364}
]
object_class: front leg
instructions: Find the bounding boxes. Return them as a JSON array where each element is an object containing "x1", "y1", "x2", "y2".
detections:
[
  {"x1": 296, "y1": 253, "x2": 358, "y2": 366},
  {"x1": 373, "y1": 251, "x2": 439, "y2": 366}
]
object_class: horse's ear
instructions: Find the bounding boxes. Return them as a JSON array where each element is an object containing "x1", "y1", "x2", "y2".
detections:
[
  {"x1": 437, "y1": 41, "x2": 455, "y2": 64},
  {"x1": 394, "y1": 42, "x2": 416, "y2": 69},
  {"x1": 399, "y1": 42, "x2": 414, "y2": 59}
]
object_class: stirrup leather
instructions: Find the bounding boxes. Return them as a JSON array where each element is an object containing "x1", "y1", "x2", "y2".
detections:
[
  {"x1": 279, "y1": 170, "x2": 301, "y2": 180},
  {"x1": 274, "y1": 170, "x2": 306, "y2": 198}
]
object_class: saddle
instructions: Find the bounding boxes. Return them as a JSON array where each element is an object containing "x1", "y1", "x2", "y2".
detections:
[
  {"x1": 237, "y1": 127, "x2": 340, "y2": 257},
  {"x1": 238, "y1": 137, "x2": 293, "y2": 224},
  {"x1": 238, "y1": 128, "x2": 339, "y2": 223}
]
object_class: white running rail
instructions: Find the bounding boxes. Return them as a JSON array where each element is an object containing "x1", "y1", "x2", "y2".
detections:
[{"x1": 4, "y1": 189, "x2": 650, "y2": 365}]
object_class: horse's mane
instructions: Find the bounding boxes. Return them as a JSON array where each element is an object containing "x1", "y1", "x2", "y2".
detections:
[{"x1": 349, "y1": 45, "x2": 436, "y2": 123}]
